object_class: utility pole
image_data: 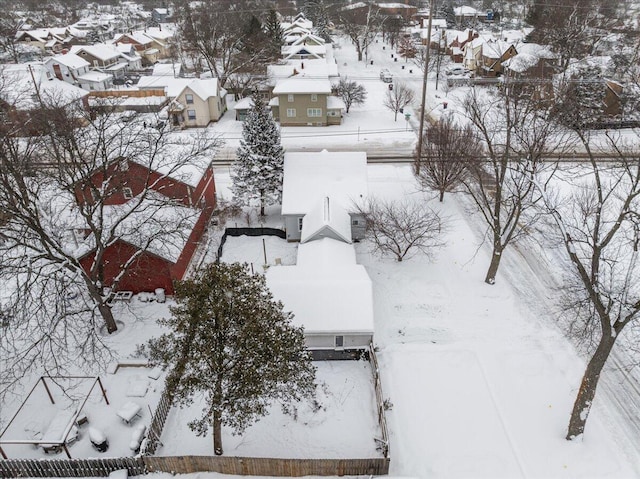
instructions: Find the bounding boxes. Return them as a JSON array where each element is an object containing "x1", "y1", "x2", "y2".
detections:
[{"x1": 415, "y1": 0, "x2": 436, "y2": 175}]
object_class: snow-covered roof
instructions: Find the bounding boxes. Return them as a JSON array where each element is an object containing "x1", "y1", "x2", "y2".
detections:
[
  {"x1": 266, "y1": 238, "x2": 374, "y2": 334},
  {"x1": 145, "y1": 26, "x2": 174, "y2": 41},
  {"x1": 76, "y1": 192, "x2": 200, "y2": 264},
  {"x1": 0, "y1": 63, "x2": 89, "y2": 110},
  {"x1": 483, "y1": 40, "x2": 514, "y2": 59},
  {"x1": 117, "y1": 31, "x2": 153, "y2": 45},
  {"x1": 152, "y1": 63, "x2": 181, "y2": 77},
  {"x1": 301, "y1": 197, "x2": 352, "y2": 244},
  {"x1": 283, "y1": 44, "x2": 327, "y2": 60},
  {"x1": 234, "y1": 97, "x2": 254, "y2": 110},
  {"x1": 136, "y1": 75, "x2": 192, "y2": 97},
  {"x1": 267, "y1": 60, "x2": 338, "y2": 86},
  {"x1": 78, "y1": 71, "x2": 112, "y2": 83},
  {"x1": 182, "y1": 79, "x2": 219, "y2": 101},
  {"x1": 281, "y1": 150, "x2": 368, "y2": 215},
  {"x1": 378, "y1": 2, "x2": 415, "y2": 8},
  {"x1": 326, "y1": 96, "x2": 346, "y2": 110},
  {"x1": 454, "y1": 6, "x2": 479, "y2": 16},
  {"x1": 45, "y1": 53, "x2": 90, "y2": 69},
  {"x1": 290, "y1": 33, "x2": 325, "y2": 46},
  {"x1": 273, "y1": 78, "x2": 332, "y2": 94},
  {"x1": 70, "y1": 44, "x2": 120, "y2": 61}
]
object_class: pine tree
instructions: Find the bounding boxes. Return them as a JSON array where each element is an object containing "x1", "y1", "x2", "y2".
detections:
[
  {"x1": 264, "y1": 9, "x2": 284, "y2": 60},
  {"x1": 144, "y1": 262, "x2": 316, "y2": 456},
  {"x1": 232, "y1": 92, "x2": 284, "y2": 216}
]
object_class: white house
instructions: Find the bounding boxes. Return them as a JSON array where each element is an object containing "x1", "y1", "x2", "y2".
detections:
[{"x1": 281, "y1": 150, "x2": 368, "y2": 242}]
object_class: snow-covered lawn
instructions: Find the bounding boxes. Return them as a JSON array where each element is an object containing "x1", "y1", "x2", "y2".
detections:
[{"x1": 156, "y1": 361, "x2": 380, "y2": 459}]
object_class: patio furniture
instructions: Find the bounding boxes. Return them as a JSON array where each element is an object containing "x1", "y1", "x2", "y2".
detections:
[{"x1": 116, "y1": 401, "x2": 142, "y2": 424}]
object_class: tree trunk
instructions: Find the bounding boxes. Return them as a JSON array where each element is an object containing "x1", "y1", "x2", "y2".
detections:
[
  {"x1": 484, "y1": 247, "x2": 502, "y2": 285},
  {"x1": 213, "y1": 408, "x2": 223, "y2": 455},
  {"x1": 566, "y1": 335, "x2": 616, "y2": 440},
  {"x1": 439, "y1": 190, "x2": 445, "y2": 202},
  {"x1": 394, "y1": 111, "x2": 398, "y2": 121},
  {"x1": 260, "y1": 190, "x2": 265, "y2": 217},
  {"x1": 99, "y1": 302, "x2": 118, "y2": 334},
  {"x1": 86, "y1": 281, "x2": 118, "y2": 333}
]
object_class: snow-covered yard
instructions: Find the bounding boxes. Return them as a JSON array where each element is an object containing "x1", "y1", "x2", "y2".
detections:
[
  {"x1": 156, "y1": 361, "x2": 380, "y2": 459},
  {"x1": 210, "y1": 164, "x2": 640, "y2": 478}
]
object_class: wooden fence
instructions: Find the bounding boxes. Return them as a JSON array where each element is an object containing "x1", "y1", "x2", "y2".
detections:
[
  {"x1": 140, "y1": 387, "x2": 173, "y2": 456},
  {"x1": 369, "y1": 343, "x2": 390, "y2": 458},
  {"x1": 144, "y1": 456, "x2": 390, "y2": 476},
  {"x1": 0, "y1": 455, "x2": 389, "y2": 478},
  {"x1": 0, "y1": 456, "x2": 146, "y2": 478}
]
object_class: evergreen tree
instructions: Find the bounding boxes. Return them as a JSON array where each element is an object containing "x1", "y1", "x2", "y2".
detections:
[
  {"x1": 232, "y1": 92, "x2": 284, "y2": 216},
  {"x1": 144, "y1": 262, "x2": 316, "y2": 456},
  {"x1": 264, "y1": 9, "x2": 284, "y2": 60}
]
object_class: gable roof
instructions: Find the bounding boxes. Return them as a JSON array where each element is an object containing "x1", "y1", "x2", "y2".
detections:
[
  {"x1": 301, "y1": 197, "x2": 352, "y2": 244},
  {"x1": 45, "y1": 53, "x2": 90, "y2": 69},
  {"x1": 70, "y1": 44, "x2": 120, "y2": 62},
  {"x1": 281, "y1": 150, "x2": 368, "y2": 215},
  {"x1": 182, "y1": 79, "x2": 219, "y2": 101}
]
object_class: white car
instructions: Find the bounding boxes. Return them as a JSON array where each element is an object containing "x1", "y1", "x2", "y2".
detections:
[
  {"x1": 380, "y1": 69, "x2": 393, "y2": 82},
  {"x1": 446, "y1": 66, "x2": 470, "y2": 76}
]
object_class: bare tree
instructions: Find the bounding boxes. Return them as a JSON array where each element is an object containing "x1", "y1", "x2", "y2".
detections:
[
  {"x1": 355, "y1": 197, "x2": 446, "y2": 262},
  {"x1": 0, "y1": 15, "x2": 25, "y2": 63},
  {"x1": 332, "y1": 77, "x2": 367, "y2": 113},
  {"x1": 540, "y1": 132, "x2": 640, "y2": 440},
  {"x1": 397, "y1": 36, "x2": 417, "y2": 62},
  {"x1": 338, "y1": 3, "x2": 381, "y2": 62},
  {"x1": 462, "y1": 81, "x2": 562, "y2": 284},
  {"x1": 384, "y1": 82, "x2": 415, "y2": 121},
  {"x1": 0, "y1": 98, "x2": 221, "y2": 387},
  {"x1": 525, "y1": 0, "x2": 620, "y2": 71},
  {"x1": 174, "y1": 0, "x2": 269, "y2": 87},
  {"x1": 414, "y1": 116, "x2": 479, "y2": 202}
]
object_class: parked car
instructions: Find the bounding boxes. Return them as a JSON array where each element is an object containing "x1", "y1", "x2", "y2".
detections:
[
  {"x1": 380, "y1": 69, "x2": 393, "y2": 83},
  {"x1": 446, "y1": 66, "x2": 470, "y2": 76}
]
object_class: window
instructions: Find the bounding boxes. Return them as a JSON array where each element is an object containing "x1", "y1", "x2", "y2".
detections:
[
  {"x1": 311, "y1": 94, "x2": 318, "y2": 102},
  {"x1": 335, "y1": 335, "x2": 344, "y2": 348},
  {"x1": 352, "y1": 219, "x2": 360, "y2": 226},
  {"x1": 123, "y1": 187, "x2": 133, "y2": 199},
  {"x1": 286, "y1": 108, "x2": 296, "y2": 118},
  {"x1": 185, "y1": 93, "x2": 194, "y2": 104},
  {"x1": 288, "y1": 94, "x2": 294, "y2": 102},
  {"x1": 307, "y1": 108, "x2": 322, "y2": 117},
  {"x1": 298, "y1": 217, "x2": 303, "y2": 231},
  {"x1": 187, "y1": 109, "x2": 196, "y2": 120}
]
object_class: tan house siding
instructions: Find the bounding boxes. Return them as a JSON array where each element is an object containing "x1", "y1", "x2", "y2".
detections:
[
  {"x1": 278, "y1": 93, "x2": 327, "y2": 126},
  {"x1": 174, "y1": 85, "x2": 226, "y2": 127}
]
